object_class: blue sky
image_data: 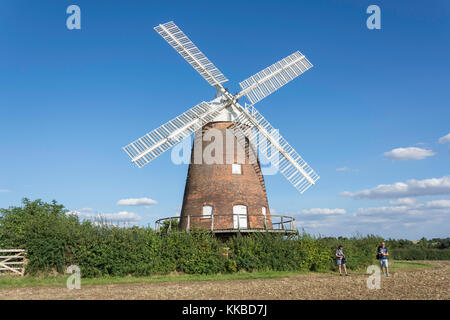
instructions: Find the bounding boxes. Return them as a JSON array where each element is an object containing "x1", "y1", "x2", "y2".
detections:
[{"x1": 0, "y1": 0, "x2": 449, "y2": 239}]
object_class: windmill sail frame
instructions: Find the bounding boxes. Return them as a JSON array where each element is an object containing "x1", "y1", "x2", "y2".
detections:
[
  {"x1": 232, "y1": 103, "x2": 319, "y2": 194},
  {"x1": 123, "y1": 21, "x2": 320, "y2": 195},
  {"x1": 123, "y1": 100, "x2": 225, "y2": 168},
  {"x1": 154, "y1": 21, "x2": 228, "y2": 87},
  {"x1": 238, "y1": 51, "x2": 312, "y2": 105}
]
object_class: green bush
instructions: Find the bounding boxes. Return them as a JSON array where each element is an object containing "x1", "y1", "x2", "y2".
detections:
[
  {"x1": 319, "y1": 234, "x2": 383, "y2": 270},
  {"x1": 295, "y1": 233, "x2": 333, "y2": 271},
  {"x1": 2, "y1": 199, "x2": 447, "y2": 277},
  {"x1": 225, "y1": 233, "x2": 333, "y2": 272},
  {"x1": 69, "y1": 224, "x2": 163, "y2": 277},
  {"x1": 0, "y1": 199, "x2": 229, "y2": 276},
  {"x1": 160, "y1": 231, "x2": 227, "y2": 274},
  {"x1": 0, "y1": 198, "x2": 78, "y2": 273},
  {"x1": 386, "y1": 237, "x2": 450, "y2": 249},
  {"x1": 391, "y1": 248, "x2": 450, "y2": 260}
]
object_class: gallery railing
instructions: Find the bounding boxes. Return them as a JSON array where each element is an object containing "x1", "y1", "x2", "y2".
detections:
[{"x1": 155, "y1": 214, "x2": 297, "y2": 233}]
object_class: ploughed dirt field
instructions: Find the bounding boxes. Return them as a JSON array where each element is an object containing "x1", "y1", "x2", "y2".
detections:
[{"x1": 1, "y1": 261, "x2": 449, "y2": 300}]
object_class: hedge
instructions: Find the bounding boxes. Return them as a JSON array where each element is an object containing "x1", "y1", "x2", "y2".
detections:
[
  {"x1": 2, "y1": 199, "x2": 446, "y2": 277},
  {"x1": 391, "y1": 248, "x2": 450, "y2": 260}
]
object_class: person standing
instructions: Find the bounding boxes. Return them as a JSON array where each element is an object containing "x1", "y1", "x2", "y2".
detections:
[
  {"x1": 377, "y1": 242, "x2": 390, "y2": 277},
  {"x1": 335, "y1": 245, "x2": 348, "y2": 276}
]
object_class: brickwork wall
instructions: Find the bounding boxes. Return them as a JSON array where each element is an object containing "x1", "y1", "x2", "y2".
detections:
[{"x1": 179, "y1": 121, "x2": 272, "y2": 231}]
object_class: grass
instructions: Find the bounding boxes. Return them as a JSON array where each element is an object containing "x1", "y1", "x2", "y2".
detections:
[
  {"x1": 0, "y1": 260, "x2": 435, "y2": 290},
  {"x1": 340, "y1": 260, "x2": 434, "y2": 275},
  {"x1": 0, "y1": 270, "x2": 310, "y2": 290},
  {"x1": 389, "y1": 260, "x2": 433, "y2": 272}
]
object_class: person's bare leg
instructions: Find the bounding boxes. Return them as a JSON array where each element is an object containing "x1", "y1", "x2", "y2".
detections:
[
  {"x1": 343, "y1": 264, "x2": 348, "y2": 275},
  {"x1": 338, "y1": 264, "x2": 342, "y2": 275}
]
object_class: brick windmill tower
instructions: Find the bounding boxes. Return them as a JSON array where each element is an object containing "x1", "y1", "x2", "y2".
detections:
[{"x1": 123, "y1": 21, "x2": 320, "y2": 234}]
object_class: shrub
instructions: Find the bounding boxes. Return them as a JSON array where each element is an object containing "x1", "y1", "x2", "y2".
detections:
[
  {"x1": 225, "y1": 233, "x2": 332, "y2": 272},
  {"x1": 319, "y1": 234, "x2": 383, "y2": 270},
  {"x1": 160, "y1": 231, "x2": 227, "y2": 274},
  {"x1": 2, "y1": 199, "x2": 448, "y2": 277},
  {"x1": 0, "y1": 198, "x2": 78, "y2": 273},
  {"x1": 391, "y1": 248, "x2": 450, "y2": 260},
  {"x1": 69, "y1": 224, "x2": 163, "y2": 277}
]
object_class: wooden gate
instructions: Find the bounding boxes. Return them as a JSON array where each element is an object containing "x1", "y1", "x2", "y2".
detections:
[{"x1": 0, "y1": 249, "x2": 27, "y2": 276}]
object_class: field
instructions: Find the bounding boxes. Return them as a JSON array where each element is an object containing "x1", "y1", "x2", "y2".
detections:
[{"x1": 0, "y1": 260, "x2": 448, "y2": 300}]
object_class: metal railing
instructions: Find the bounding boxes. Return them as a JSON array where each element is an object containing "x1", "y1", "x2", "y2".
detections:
[{"x1": 155, "y1": 214, "x2": 297, "y2": 234}]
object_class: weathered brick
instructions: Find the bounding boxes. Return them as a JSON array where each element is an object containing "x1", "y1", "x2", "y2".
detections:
[{"x1": 179, "y1": 122, "x2": 272, "y2": 231}]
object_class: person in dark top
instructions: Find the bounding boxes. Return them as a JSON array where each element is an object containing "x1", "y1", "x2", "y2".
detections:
[
  {"x1": 377, "y1": 242, "x2": 390, "y2": 277},
  {"x1": 335, "y1": 245, "x2": 348, "y2": 276}
]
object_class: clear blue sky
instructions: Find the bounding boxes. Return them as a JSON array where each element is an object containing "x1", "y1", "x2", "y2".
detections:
[{"x1": 0, "y1": 0, "x2": 449, "y2": 239}]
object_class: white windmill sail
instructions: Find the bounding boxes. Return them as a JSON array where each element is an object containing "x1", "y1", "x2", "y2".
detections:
[
  {"x1": 124, "y1": 20, "x2": 320, "y2": 195},
  {"x1": 123, "y1": 100, "x2": 224, "y2": 168},
  {"x1": 232, "y1": 104, "x2": 319, "y2": 194},
  {"x1": 154, "y1": 21, "x2": 228, "y2": 87},
  {"x1": 237, "y1": 51, "x2": 312, "y2": 105}
]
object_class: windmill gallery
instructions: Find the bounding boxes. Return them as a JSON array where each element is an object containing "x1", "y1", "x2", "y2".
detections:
[{"x1": 123, "y1": 21, "x2": 319, "y2": 235}]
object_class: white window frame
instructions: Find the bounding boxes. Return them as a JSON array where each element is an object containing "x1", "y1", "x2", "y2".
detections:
[
  {"x1": 262, "y1": 206, "x2": 266, "y2": 216},
  {"x1": 233, "y1": 205, "x2": 248, "y2": 229},
  {"x1": 232, "y1": 163, "x2": 242, "y2": 175},
  {"x1": 202, "y1": 205, "x2": 213, "y2": 219}
]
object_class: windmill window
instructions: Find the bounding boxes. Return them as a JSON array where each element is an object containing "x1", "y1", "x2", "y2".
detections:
[
  {"x1": 202, "y1": 205, "x2": 213, "y2": 218},
  {"x1": 233, "y1": 205, "x2": 248, "y2": 229},
  {"x1": 262, "y1": 207, "x2": 266, "y2": 216},
  {"x1": 232, "y1": 163, "x2": 242, "y2": 175}
]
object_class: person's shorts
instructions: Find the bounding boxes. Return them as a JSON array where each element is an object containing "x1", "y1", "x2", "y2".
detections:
[
  {"x1": 336, "y1": 259, "x2": 343, "y2": 265},
  {"x1": 380, "y1": 259, "x2": 388, "y2": 268}
]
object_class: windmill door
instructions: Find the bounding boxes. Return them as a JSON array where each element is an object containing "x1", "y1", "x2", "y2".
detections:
[{"x1": 233, "y1": 205, "x2": 248, "y2": 229}]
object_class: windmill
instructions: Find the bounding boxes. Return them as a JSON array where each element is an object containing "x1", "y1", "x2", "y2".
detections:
[{"x1": 123, "y1": 21, "x2": 319, "y2": 234}]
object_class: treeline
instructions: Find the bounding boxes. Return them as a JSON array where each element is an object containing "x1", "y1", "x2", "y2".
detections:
[
  {"x1": 386, "y1": 237, "x2": 450, "y2": 250},
  {"x1": 385, "y1": 237, "x2": 450, "y2": 261},
  {"x1": 0, "y1": 199, "x2": 447, "y2": 277},
  {"x1": 321, "y1": 236, "x2": 450, "y2": 261}
]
